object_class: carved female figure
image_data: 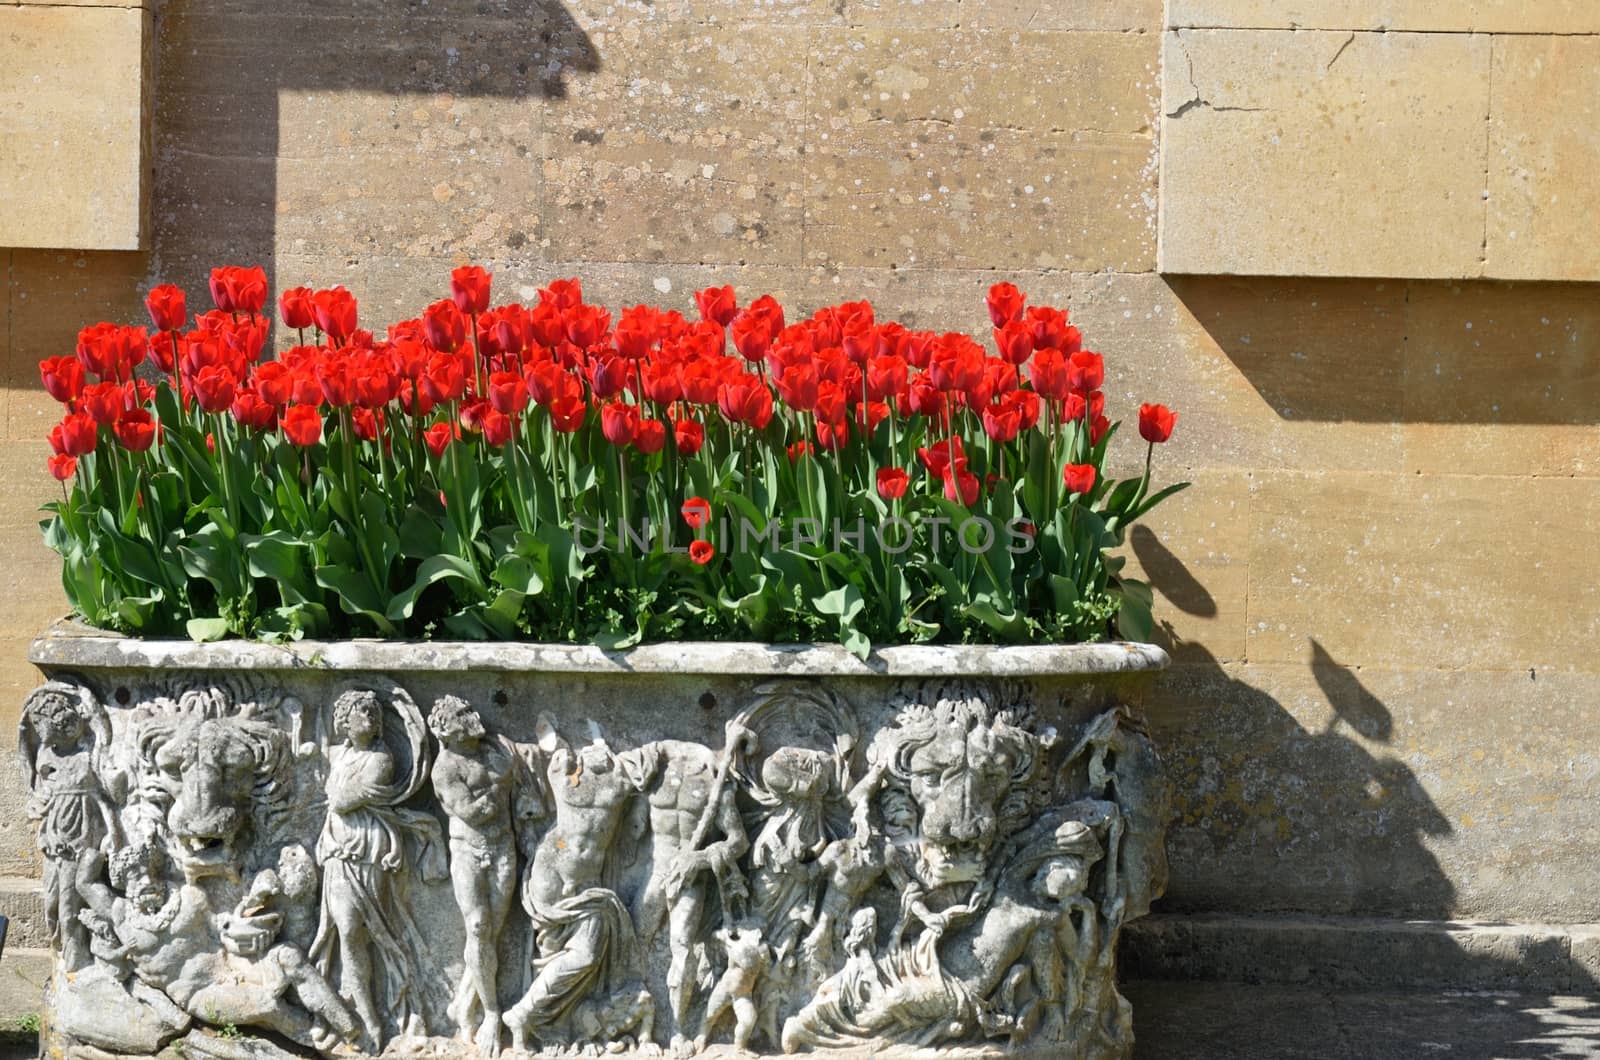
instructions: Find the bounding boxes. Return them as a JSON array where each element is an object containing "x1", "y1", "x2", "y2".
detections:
[
  {"x1": 19, "y1": 682, "x2": 120, "y2": 971},
  {"x1": 310, "y1": 688, "x2": 445, "y2": 1052}
]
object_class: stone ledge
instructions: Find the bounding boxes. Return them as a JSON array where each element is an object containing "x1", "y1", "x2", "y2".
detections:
[
  {"x1": 0, "y1": 948, "x2": 48, "y2": 1021},
  {"x1": 29, "y1": 621, "x2": 1171, "y2": 678},
  {"x1": 1124, "y1": 914, "x2": 1600, "y2": 994}
]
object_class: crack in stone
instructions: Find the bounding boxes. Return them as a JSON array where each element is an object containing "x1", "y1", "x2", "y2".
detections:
[
  {"x1": 1166, "y1": 33, "x2": 1269, "y2": 118},
  {"x1": 1326, "y1": 32, "x2": 1356, "y2": 72}
]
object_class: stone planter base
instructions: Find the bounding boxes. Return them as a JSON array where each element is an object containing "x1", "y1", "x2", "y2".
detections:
[{"x1": 23, "y1": 626, "x2": 1169, "y2": 1060}]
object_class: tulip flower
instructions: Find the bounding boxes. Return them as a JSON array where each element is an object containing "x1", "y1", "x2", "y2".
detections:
[
  {"x1": 674, "y1": 418, "x2": 705, "y2": 456},
  {"x1": 47, "y1": 454, "x2": 78, "y2": 482},
  {"x1": 694, "y1": 285, "x2": 739, "y2": 327},
  {"x1": 145, "y1": 284, "x2": 187, "y2": 333},
  {"x1": 112, "y1": 410, "x2": 157, "y2": 452},
  {"x1": 56, "y1": 412, "x2": 99, "y2": 456},
  {"x1": 682, "y1": 497, "x2": 712, "y2": 529},
  {"x1": 282, "y1": 404, "x2": 323, "y2": 447},
  {"x1": 450, "y1": 266, "x2": 492, "y2": 316},
  {"x1": 280, "y1": 286, "x2": 316, "y2": 331},
  {"x1": 986, "y1": 282, "x2": 1026, "y2": 327},
  {"x1": 1139, "y1": 403, "x2": 1178, "y2": 444},
  {"x1": 1062, "y1": 463, "x2": 1096, "y2": 495},
  {"x1": 600, "y1": 401, "x2": 639, "y2": 447},
  {"x1": 689, "y1": 540, "x2": 716, "y2": 565},
  {"x1": 40, "y1": 357, "x2": 86, "y2": 405},
  {"x1": 876, "y1": 467, "x2": 909, "y2": 500}
]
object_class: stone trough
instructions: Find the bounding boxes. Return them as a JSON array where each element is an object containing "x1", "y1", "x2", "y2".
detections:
[{"x1": 22, "y1": 623, "x2": 1170, "y2": 1059}]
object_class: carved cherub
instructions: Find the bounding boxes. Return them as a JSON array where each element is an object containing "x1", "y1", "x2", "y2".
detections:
[
  {"x1": 19, "y1": 681, "x2": 120, "y2": 971},
  {"x1": 695, "y1": 922, "x2": 772, "y2": 1053}
]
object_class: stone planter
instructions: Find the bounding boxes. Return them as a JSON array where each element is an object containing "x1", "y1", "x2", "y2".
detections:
[{"x1": 22, "y1": 623, "x2": 1170, "y2": 1060}]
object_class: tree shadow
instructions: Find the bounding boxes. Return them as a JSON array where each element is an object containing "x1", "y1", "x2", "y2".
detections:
[
  {"x1": 1120, "y1": 528, "x2": 1598, "y2": 1057},
  {"x1": 149, "y1": 0, "x2": 600, "y2": 292}
]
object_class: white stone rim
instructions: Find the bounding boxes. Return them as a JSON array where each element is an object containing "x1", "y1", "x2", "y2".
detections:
[{"x1": 31, "y1": 620, "x2": 1170, "y2": 677}]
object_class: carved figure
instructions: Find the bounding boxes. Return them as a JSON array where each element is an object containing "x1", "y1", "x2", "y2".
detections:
[
  {"x1": 23, "y1": 673, "x2": 1168, "y2": 1060},
  {"x1": 695, "y1": 923, "x2": 772, "y2": 1053},
  {"x1": 310, "y1": 689, "x2": 446, "y2": 1052},
  {"x1": 75, "y1": 842, "x2": 360, "y2": 1051},
  {"x1": 628, "y1": 723, "x2": 753, "y2": 1047},
  {"x1": 428, "y1": 695, "x2": 533, "y2": 1056},
  {"x1": 503, "y1": 718, "x2": 652, "y2": 1054},
  {"x1": 19, "y1": 682, "x2": 119, "y2": 970}
]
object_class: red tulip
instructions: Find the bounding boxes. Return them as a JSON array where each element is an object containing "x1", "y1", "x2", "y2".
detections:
[
  {"x1": 634, "y1": 418, "x2": 666, "y2": 454},
  {"x1": 209, "y1": 265, "x2": 269, "y2": 315},
  {"x1": 549, "y1": 394, "x2": 587, "y2": 433},
  {"x1": 1091, "y1": 413, "x2": 1111, "y2": 445},
  {"x1": 280, "y1": 286, "x2": 316, "y2": 330},
  {"x1": 916, "y1": 436, "x2": 967, "y2": 479},
  {"x1": 775, "y1": 362, "x2": 819, "y2": 411},
  {"x1": 145, "y1": 284, "x2": 187, "y2": 333},
  {"x1": 55, "y1": 412, "x2": 98, "y2": 456},
  {"x1": 718, "y1": 377, "x2": 773, "y2": 429},
  {"x1": 113, "y1": 409, "x2": 157, "y2": 452},
  {"x1": 600, "y1": 401, "x2": 639, "y2": 446},
  {"x1": 315, "y1": 355, "x2": 353, "y2": 408},
  {"x1": 423, "y1": 299, "x2": 466, "y2": 352},
  {"x1": 481, "y1": 408, "x2": 513, "y2": 447},
  {"x1": 488, "y1": 370, "x2": 530, "y2": 416},
  {"x1": 80, "y1": 382, "x2": 124, "y2": 426},
  {"x1": 1025, "y1": 305, "x2": 1070, "y2": 351},
  {"x1": 1028, "y1": 349, "x2": 1071, "y2": 401},
  {"x1": 981, "y1": 402, "x2": 1022, "y2": 444},
  {"x1": 253, "y1": 362, "x2": 294, "y2": 407},
  {"x1": 40, "y1": 357, "x2": 86, "y2": 404},
  {"x1": 787, "y1": 439, "x2": 814, "y2": 463},
  {"x1": 231, "y1": 389, "x2": 277, "y2": 431},
  {"x1": 282, "y1": 404, "x2": 323, "y2": 447},
  {"x1": 424, "y1": 421, "x2": 454, "y2": 458},
  {"x1": 47, "y1": 454, "x2": 77, "y2": 482},
  {"x1": 876, "y1": 467, "x2": 909, "y2": 500},
  {"x1": 694, "y1": 285, "x2": 739, "y2": 327},
  {"x1": 1065, "y1": 350, "x2": 1104, "y2": 393},
  {"x1": 451, "y1": 265, "x2": 492, "y2": 315},
  {"x1": 986, "y1": 282, "x2": 1026, "y2": 328},
  {"x1": 313, "y1": 287, "x2": 359, "y2": 342},
  {"x1": 564, "y1": 304, "x2": 612, "y2": 349},
  {"x1": 1062, "y1": 463, "x2": 1096, "y2": 495},
  {"x1": 689, "y1": 539, "x2": 716, "y2": 565},
  {"x1": 944, "y1": 468, "x2": 980, "y2": 505},
  {"x1": 993, "y1": 321, "x2": 1033, "y2": 366},
  {"x1": 682, "y1": 497, "x2": 712, "y2": 529},
  {"x1": 729, "y1": 313, "x2": 773, "y2": 364},
  {"x1": 421, "y1": 353, "x2": 467, "y2": 404},
  {"x1": 866, "y1": 355, "x2": 908, "y2": 402},
  {"x1": 614, "y1": 305, "x2": 660, "y2": 360},
  {"x1": 587, "y1": 354, "x2": 630, "y2": 400},
  {"x1": 1139, "y1": 403, "x2": 1178, "y2": 444},
  {"x1": 674, "y1": 418, "x2": 704, "y2": 456},
  {"x1": 538, "y1": 277, "x2": 582, "y2": 311}
]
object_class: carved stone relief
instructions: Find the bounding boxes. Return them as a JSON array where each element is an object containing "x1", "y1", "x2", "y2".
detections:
[{"x1": 21, "y1": 669, "x2": 1168, "y2": 1059}]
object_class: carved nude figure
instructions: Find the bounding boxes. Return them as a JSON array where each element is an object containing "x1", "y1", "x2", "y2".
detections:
[
  {"x1": 427, "y1": 695, "x2": 527, "y2": 1056},
  {"x1": 311, "y1": 689, "x2": 446, "y2": 1052},
  {"x1": 694, "y1": 923, "x2": 771, "y2": 1053},
  {"x1": 503, "y1": 718, "x2": 656, "y2": 1054},
  {"x1": 628, "y1": 723, "x2": 753, "y2": 1047},
  {"x1": 20, "y1": 682, "x2": 120, "y2": 971}
]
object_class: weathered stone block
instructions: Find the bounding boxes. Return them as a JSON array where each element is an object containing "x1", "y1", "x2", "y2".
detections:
[
  {"x1": 1167, "y1": 0, "x2": 1600, "y2": 32},
  {"x1": 1159, "y1": 29, "x2": 1489, "y2": 278},
  {"x1": 808, "y1": 29, "x2": 1157, "y2": 146},
  {"x1": 0, "y1": 6, "x2": 151, "y2": 251},
  {"x1": 1070, "y1": 273, "x2": 1407, "y2": 473},
  {"x1": 1246, "y1": 471, "x2": 1600, "y2": 672},
  {"x1": 1487, "y1": 36, "x2": 1600, "y2": 282},
  {"x1": 541, "y1": 23, "x2": 806, "y2": 265},
  {"x1": 968, "y1": 0, "x2": 1163, "y2": 31},
  {"x1": 806, "y1": 138, "x2": 1156, "y2": 271},
  {"x1": 1401, "y1": 281, "x2": 1600, "y2": 478}
]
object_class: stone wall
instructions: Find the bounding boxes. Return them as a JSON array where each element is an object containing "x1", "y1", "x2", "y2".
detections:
[{"x1": 1, "y1": 0, "x2": 1597, "y2": 975}]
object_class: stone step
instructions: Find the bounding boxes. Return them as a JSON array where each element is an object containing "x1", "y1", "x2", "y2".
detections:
[
  {"x1": 1125, "y1": 914, "x2": 1600, "y2": 995},
  {"x1": 0, "y1": 947, "x2": 49, "y2": 1024},
  {"x1": 1125, "y1": 981, "x2": 1600, "y2": 1060}
]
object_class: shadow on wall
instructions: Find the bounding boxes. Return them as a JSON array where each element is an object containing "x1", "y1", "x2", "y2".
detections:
[
  {"x1": 152, "y1": 0, "x2": 600, "y2": 286},
  {"x1": 1166, "y1": 273, "x2": 1600, "y2": 425},
  {"x1": 1125, "y1": 527, "x2": 1600, "y2": 1055}
]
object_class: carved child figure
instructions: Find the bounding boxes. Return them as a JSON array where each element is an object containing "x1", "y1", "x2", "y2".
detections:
[
  {"x1": 20, "y1": 682, "x2": 120, "y2": 972},
  {"x1": 694, "y1": 923, "x2": 772, "y2": 1053},
  {"x1": 428, "y1": 695, "x2": 524, "y2": 1056}
]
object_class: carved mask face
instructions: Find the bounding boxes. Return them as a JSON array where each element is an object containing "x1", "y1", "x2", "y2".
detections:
[
  {"x1": 125, "y1": 865, "x2": 167, "y2": 913},
  {"x1": 902, "y1": 726, "x2": 1018, "y2": 885},
  {"x1": 158, "y1": 717, "x2": 284, "y2": 881}
]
